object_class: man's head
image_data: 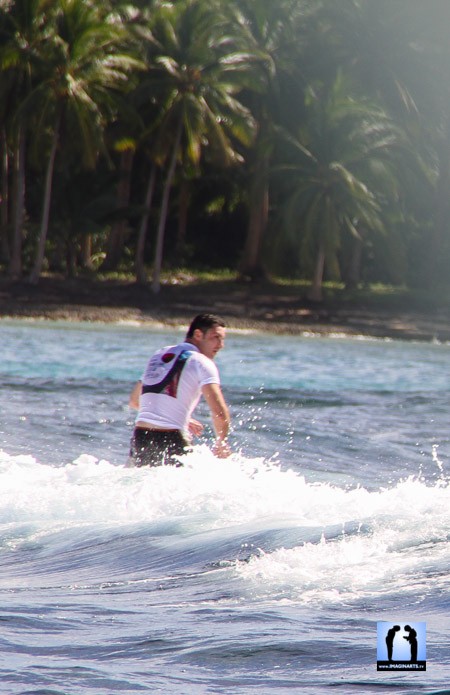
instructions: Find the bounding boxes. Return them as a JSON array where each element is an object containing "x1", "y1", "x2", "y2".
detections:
[{"x1": 186, "y1": 313, "x2": 226, "y2": 359}]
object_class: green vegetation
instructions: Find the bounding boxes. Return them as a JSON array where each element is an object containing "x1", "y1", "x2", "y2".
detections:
[{"x1": 1, "y1": 0, "x2": 449, "y2": 302}]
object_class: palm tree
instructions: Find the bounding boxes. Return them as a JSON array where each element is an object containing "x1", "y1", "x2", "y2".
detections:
[
  {"x1": 100, "y1": 1, "x2": 153, "y2": 272},
  {"x1": 137, "y1": 0, "x2": 256, "y2": 292},
  {"x1": 273, "y1": 75, "x2": 417, "y2": 300},
  {"x1": 0, "y1": 0, "x2": 52, "y2": 277},
  {"x1": 225, "y1": 0, "x2": 314, "y2": 280},
  {"x1": 26, "y1": 0, "x2": 143, "y2": 283},
  {"x1": 394, "y1": 0, "x2": 450, "y2": 289},
  {"x1": 310, "y1": 0, "x2": 450, "y2": 290}
]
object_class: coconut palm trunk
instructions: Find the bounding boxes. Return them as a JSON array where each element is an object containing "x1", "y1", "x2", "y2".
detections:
[
  {"x1": 135, "y1": 163, "x2": 157, "y2": 284},
  {"x1": 175, "y1": 177, "x2": 190, "y2": 263},
  {"x1": 9, "y1": 124, "x2": 26, "y2": 279},
  {"x1": 1, "y1": 127, "x2": 10, "y2": 262},
  {"x1": 102, "y1": 147, "x2": 134, "y2": 271},
  {"x1": 80, "y1": 234, "x2": 94, "y2": 271},
  {"x1": 151, "y1": 117, "x2": 183, "y2": 294},
  {"x1": 29, "y1": 111, "x2": 61, "y2": 284},
  {"x1": 346, "y1": 233, "x2": 364, "y2": 289},
  {"x1": 308, "y1": 242, "x2": 326, "y2": 302},
  {"x1": 240, "y1": 162, "x2": 269, "y2": 280},
  {"x1": 429, "y1": 112, "x2": 450, "y2": 288}
]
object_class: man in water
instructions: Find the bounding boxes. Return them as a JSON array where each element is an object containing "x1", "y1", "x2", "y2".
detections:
[{"x1": 128, "y1": 313, "x2": 231, "y2": 466}]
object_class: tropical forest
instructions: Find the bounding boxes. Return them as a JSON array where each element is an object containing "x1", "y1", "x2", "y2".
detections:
[{"x1": 1, "y1": 0, "x2": 450, "y2": 304}]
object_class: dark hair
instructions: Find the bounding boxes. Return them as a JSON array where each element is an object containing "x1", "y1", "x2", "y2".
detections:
[{"x1": 186, "y1": 313, "x2": 226, "y2": 338}]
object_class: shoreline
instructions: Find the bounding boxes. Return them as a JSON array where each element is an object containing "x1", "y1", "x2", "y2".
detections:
[
  {"x1": 1, "y1": 276, "x2": 449, "y2": 342},
  {"x1": 1, "y1": 308, "x2": 449, "y2": 343}
]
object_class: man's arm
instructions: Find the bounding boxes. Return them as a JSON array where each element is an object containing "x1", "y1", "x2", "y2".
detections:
[
  {"x1": 129, "y1": 380, "x2": 142, "y2": 410},
  {"x1": 202, "y1": 382, "x2": 231, "y2": 458}
]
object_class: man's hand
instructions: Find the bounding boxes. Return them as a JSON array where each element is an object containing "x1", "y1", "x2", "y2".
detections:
[
  {"x1": 188, "y1": 418, "x2": 204, "y2": 437},
  {"x1": 212, "y1": 439, "x2": 232, "y2": 458}
]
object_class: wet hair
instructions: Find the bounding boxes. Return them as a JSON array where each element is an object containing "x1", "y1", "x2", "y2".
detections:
[{"x1": 186, "y1": 313, "x2": 226, "y2": 338}]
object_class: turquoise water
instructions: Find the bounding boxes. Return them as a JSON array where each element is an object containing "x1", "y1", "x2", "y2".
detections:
[{"x1": 0, "y1": 320, "x2": 449, "y2": 694}]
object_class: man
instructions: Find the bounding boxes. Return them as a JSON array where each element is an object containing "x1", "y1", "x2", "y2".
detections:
[{"x1": 128, "y1": 313, "x2": 231, "y2": 466}]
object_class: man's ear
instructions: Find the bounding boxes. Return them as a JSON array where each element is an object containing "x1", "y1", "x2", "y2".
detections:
[{"x1": 192, "y1": 328, "x2": 204, "y2": 342}]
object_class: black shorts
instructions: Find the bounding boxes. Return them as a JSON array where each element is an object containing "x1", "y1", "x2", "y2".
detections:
[{"x1": 128, "y1": 427, "x2": 190, "y2": 467}]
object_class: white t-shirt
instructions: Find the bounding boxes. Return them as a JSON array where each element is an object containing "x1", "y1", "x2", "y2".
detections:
[{"x1": 137, "y1": 341, "x2": 220, "y2": 431}]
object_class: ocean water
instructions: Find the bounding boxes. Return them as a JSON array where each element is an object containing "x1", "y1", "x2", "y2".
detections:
[{"x1": 0, "y1": 319, "x2": 449, "y2": 695}]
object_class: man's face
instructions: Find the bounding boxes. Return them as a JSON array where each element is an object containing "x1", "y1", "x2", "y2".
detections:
[{"x1": 194, "y1": 325, "x2": 226, "y2": 359}]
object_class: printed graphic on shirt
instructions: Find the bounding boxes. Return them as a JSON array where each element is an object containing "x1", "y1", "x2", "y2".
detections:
[{"x1": 142, "y1": 350, "x2": 192, "y2": 399}]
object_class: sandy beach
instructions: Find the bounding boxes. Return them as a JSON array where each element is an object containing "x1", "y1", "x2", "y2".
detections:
[{"x1": 1, "y1": 275, "x2": 449, "y2": 341}]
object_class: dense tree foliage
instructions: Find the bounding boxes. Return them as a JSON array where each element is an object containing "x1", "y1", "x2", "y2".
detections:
[{"x1": 0, "y1": 0, "x2": 449, "y2": 297}]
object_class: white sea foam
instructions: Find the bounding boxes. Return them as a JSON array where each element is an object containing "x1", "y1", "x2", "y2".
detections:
[
  {"x1": 234, "y1": 474, "x2": 450, "y2": 604},
  {"x1": 1, "y1": 447, "x2": 448, "y2": 605}
]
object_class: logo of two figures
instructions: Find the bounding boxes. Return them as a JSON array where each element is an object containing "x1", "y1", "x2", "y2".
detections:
[{"x1": 386, "y1": 625, "x2": 418, "y2": 662}]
